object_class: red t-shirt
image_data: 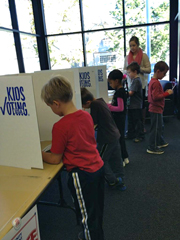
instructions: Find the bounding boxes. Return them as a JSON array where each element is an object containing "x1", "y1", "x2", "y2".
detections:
[
  {"x1": 148, "y1": 78, "x2": 169, "y2": 114},
  {"x1": 51, "y1": 110, "x2": 104, "y2": 172}
]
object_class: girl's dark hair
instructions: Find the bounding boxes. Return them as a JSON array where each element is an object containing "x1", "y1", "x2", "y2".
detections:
[
  {"x1": 81, "y1": 88, "x2": 94, "y2": 105},
  {"x1": 127, "y1": 61, "x2": 140, "y2": 74},
  {"x1": 154, "y1": 61, "x2": 169, "y2": 73},
  {"x1": 129, "y1": 36, "x2": 140, "y2": 46},
  {"x1": 108, "y1": 69, "x2": 123, "y2": 83}
]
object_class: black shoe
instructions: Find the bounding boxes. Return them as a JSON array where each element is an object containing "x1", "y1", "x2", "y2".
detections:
[
  {"x1": 109, "y1": 177, "x2": 127, "y2": 191},
  {"x1": 157, "y1": 142, "x2": 169, "y2": 148},
  {"x1": 147, "y1": 148, "x2": 164, "y2": 154}
]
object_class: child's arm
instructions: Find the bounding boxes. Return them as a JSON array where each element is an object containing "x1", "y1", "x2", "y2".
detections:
[
  {"x1": 42, "y1": 151, "x2": 62, "y2": 165},
  {"x1": 152, "y1": 83, "x2": 173, "y2": 101},
  {"x1": 107, "y1": 98, "x2": 124, "y2": 112}
]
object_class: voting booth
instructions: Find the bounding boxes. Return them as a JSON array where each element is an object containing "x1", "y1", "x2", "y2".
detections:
[
  {"x1": 0, "y1": 69, "x2": 81, "y2": 169},
  {"x1": 0, "y1": 65, "x2": 107, "y2": 170}
]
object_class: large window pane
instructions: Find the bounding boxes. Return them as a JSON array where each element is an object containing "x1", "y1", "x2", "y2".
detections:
[
  {"x1": 125, "y1": 24, "x2": 170, "y2": 80},
  {"x1": 125, "y1": 0, "x2": 169, "y2": 26},
  {"x1": 82, "y1": 0, "x2": 123, "y2": 31},
  {"x1": 20, "y1": 34, "x2": 40, "y2": 73},
  {"x1": 0, "y1": 1, "x2": 12, "y2": 29},
  {"x1": 0, "y1": 31, "x2": 19, "y2": 75},
  {"x1": 85, "y1": 30, "x2": 124, "y2": 73},
  {"x1": 48, "y1": 34, "x2": 84, "y2": 69},
  {"x1": 43, "y1": 0, "x2": 81, "y2": 34},
  {"x1": 15, "y1": 0, "x2": 35, "y2": 34},
  {"x1": 149, "y1": 0, "x2": 169, "y2": 23}
]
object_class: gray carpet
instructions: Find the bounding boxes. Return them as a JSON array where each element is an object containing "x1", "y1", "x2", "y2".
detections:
[{"x1": 38, "y1": 116, "x2": 180, "y2": 240}]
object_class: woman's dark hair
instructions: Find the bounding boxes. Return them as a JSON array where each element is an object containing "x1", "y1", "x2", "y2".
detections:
[
  {"x1": 129, "y1": 36, "x2": 140, "y2": 46},
  {"x1": 108, "y1": 69, "x2": 123, "y2": 84}
]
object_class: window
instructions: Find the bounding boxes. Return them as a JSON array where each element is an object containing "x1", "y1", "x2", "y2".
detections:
[
  {"x1": 43, "y1": 0, "x2": 81, "y2": 34},
  {"x1": 0, "y1": 1, "x2": 12, "y2": 29},
  {"x1": 125, "y1": 0, "x2": 169, "y2": 26},
  {"x1": 85, "y1": 30, "x2": 124, "y2": 73},
  {"x1": 48, "y1": 34, "x2": 84, "y2": 69},
  {"x1": 82, "y1": 0, "x2": 123, "y2": 31},
  {"x1": 0, "y1": 31, "x2": 19, "y2": 75},
  {"x1": 15, "y1": 0, "x2": 35, "y2": 34},
  {"x1": 20, "y1": 34, "x2": 40, "y2": 73}
]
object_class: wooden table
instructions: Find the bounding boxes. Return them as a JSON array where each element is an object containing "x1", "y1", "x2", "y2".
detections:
[{"x1": 0, "y1": 141, "x2": 63, "y2": 239}]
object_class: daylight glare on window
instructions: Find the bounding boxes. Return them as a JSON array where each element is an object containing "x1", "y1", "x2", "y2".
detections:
[
  {"x1": 82, "y1": 0, "x2": 123, "y2": 31},
  {"x1": 43, "y1": 0, "x2": 81, "y2": 34}
]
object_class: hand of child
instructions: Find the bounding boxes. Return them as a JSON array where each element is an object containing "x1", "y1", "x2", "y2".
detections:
[{"x1": 166, "y1": 89, "x2": 173, "y2": 95}]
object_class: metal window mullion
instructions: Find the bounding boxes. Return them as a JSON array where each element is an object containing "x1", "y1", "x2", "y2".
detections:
[
  {"x1": 8, "y1": 0, "x2": 25, "y2": 73},
  {"x1": 122, "y1": 0, "x2": 126, "y2": 57},
  {"x1": 79, "y1": 0, "x2": 87, "y2": 66},
  {"x1": 169, "y1": 0, "x2": 178, "y2": 80},
  {"x1": 32, "y1": 0, "x2": 50, "y2": 70}
]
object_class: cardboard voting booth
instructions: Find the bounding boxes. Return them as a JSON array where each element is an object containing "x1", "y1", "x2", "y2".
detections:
[
  {"x1": 32, "y1": 69, "x2": 81, "y2": 141},
  {"x1": 0, "y1": 75, "x2": 43, "y2": 169},
  {"x1": 0, "y1": 66, "x2": 107, "y2": 169},
  {"x1": 0, "y1": 69, "x2": 81, "y2": 169},
  {"x1": 51, "y1": 65, "x2": 108, "y2": 101},
  {"x1": 95, "y1": 65, "x2": 108, "y2": 102}
]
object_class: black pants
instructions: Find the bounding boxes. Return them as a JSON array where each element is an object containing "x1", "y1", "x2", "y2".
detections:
[
  {"x1": 114, "y1": 114, "x2": 129, "y2": 160},
  {"x1": 97, "y1": 140, "x2": 124, "y2": 184},
  {"x1": 68, "y1": 166, "x2": 104, "y2": 240},
  {"x1": 127, "y1": 109, "x2": 144, "y2": 139}
]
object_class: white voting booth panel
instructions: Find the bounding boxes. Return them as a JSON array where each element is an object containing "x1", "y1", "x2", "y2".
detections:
[
  {"x1": 33, "y1": 69, "x2": 81, "y2": 141},
  {"x1": 52, "y1": 65, "x2": 108, "y2": 101},
  {"x1": 95, "y1": 65, "x2": 108, "y2": 102},
  {"x1": 0, "y1": 75, "x2": 43, "y2": 169},
  {"x1": 79, "y1": 66, "x2": 99, "y2": 99}
]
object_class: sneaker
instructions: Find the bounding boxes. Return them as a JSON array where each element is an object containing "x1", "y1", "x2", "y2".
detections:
[
  {"x1": 147, "y1": 148, "x2": 164, "y2": 154},
  {"x1": 133, "y1": 138, "x2": 143, "y2": 143},
  {"x1": 123, "y1": 161, "x2": 126, "y2": 167},
  {"x1": 157, "y1": 143, "x2": 169, "y2": 148},
  {"x1": 124, "y1": 158, "x2": 129, "y2": 165},
  {"x1": 78, "y1": 231, "x2": 85, "y2": 240},
  {"x1": 109, "y1": 177, "x2": 127, "y2": 191}
]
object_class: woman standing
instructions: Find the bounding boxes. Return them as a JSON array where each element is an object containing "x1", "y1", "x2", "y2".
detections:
[{"x1": 124, "y1": 36, "x2": 151, "y2": 132}]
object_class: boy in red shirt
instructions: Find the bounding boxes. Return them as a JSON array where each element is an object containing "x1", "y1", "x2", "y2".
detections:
[
  {"x1": 41, "y1": 76, "x2": 104, "y2": 240},
  {"x1": 147, "y1": 61, "x2": 173, "y2": 154}
]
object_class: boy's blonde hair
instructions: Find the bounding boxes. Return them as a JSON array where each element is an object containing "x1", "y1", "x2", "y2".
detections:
[{"x1": 41, "y1": 75, "x2": 73, "y2": 104}]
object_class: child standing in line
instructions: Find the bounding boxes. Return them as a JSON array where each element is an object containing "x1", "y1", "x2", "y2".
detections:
[
  {"x1": 107, "y1": 69, "x2": 130, "y2": 167},
  {"x1": 147, "y1": 61, "x2": 173, "y2": 154},
  {"x1": 81, "y1": 87, "x2": 126, "y2": 190},
  {"x1": 41, "y1": 76, "x2": 105, "y2": 240},
  {"x1": 126, "y1": 61, "x2": 145, "y2": 142}
]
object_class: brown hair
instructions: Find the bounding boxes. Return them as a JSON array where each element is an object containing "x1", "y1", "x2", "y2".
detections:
[
  {"x1": 81, "y1": 88, "x2": 94, "y2": 105},
  {"x1": 154, "y1": 61, "x2": 169, "y2": 73}
]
